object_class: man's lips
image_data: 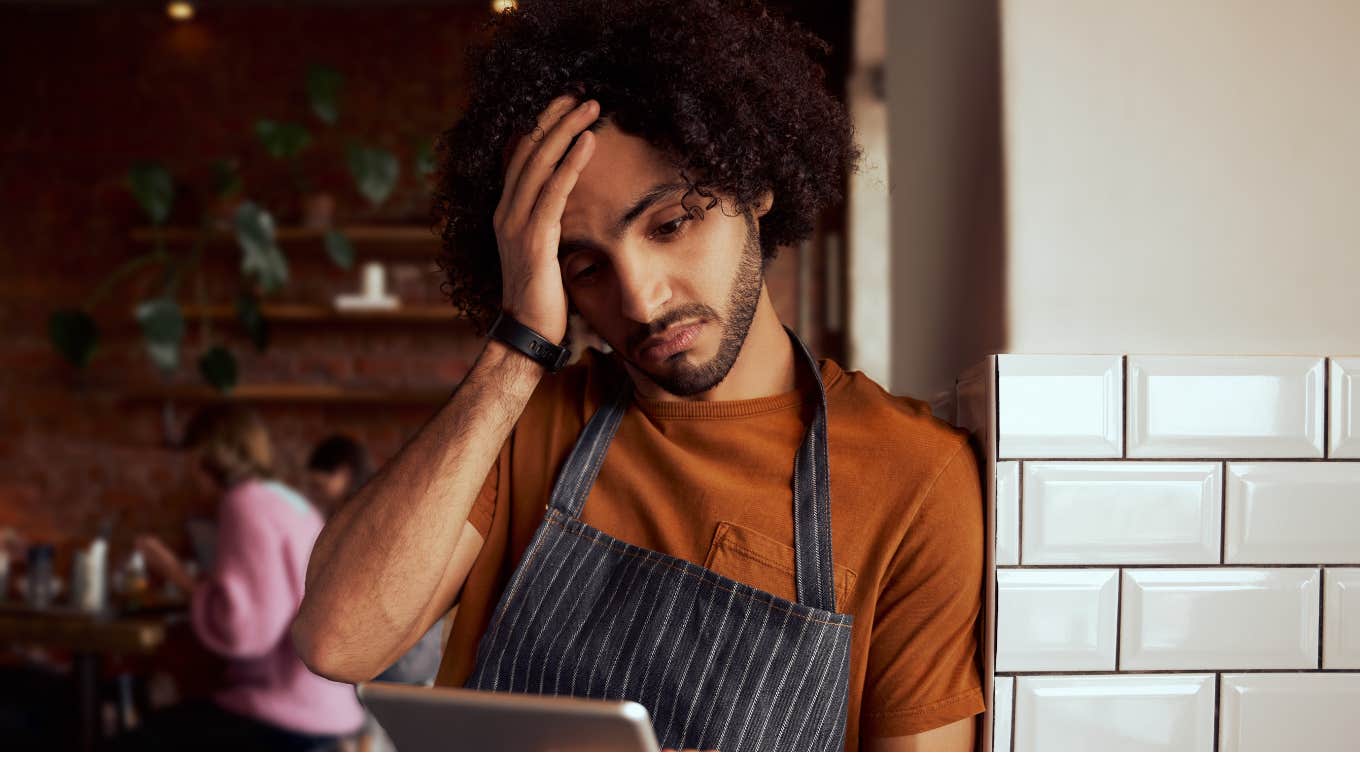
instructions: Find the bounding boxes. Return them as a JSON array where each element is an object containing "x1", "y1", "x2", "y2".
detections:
[{"x1": 637, "y1": 321, "x2": 704, "y2": 364}]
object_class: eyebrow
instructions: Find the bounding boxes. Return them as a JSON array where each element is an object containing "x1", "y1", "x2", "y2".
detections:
[{"x1": 559, "y1": 180, "x2": 691, "y2": 258}]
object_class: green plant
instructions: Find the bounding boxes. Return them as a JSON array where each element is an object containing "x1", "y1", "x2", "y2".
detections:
[
  {"x1": 48, "y1": 160, "x2": 284, "y2": 392},
  {"x1": 49, "y1": 63, "x2": 427, "y2": 392}
]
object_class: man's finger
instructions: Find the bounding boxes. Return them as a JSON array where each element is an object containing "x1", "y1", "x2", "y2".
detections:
[{"x1": 498, "y1": 94, "x2": 580, "y2": 221}]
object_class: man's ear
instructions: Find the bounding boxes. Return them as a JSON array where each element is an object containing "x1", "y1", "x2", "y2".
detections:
[{"x1": 755, "y1": 190, "x2": 774, "y2": 219}]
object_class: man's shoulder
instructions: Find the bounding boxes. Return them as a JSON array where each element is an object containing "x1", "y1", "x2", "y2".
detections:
[{"x1": 824, "y1": 360, "x2": 972, "y2": 464}]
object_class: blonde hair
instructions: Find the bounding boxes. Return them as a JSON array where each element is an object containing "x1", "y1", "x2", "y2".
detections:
[{"x1": 182, "y1": 404, "x2": 274, "y2": 487}]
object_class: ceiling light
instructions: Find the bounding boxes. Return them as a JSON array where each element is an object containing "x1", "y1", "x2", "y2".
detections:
[{"x1": 166, "y1": 2, "x2": 195, "y2": 22}]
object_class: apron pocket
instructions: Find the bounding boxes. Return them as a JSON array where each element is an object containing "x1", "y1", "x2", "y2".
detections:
[{"x1": 703, "y1": 521, "x2": 856, "y2": 609}]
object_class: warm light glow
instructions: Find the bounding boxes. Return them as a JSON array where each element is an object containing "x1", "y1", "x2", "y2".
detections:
[
  {"x1": 491, "y1": 0, "x2": 518, "y2": 13},
  {"x1": 166, "y1": 2, "x2": 195, "y2": 22}
]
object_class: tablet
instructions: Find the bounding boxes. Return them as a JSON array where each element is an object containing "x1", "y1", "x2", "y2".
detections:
[{"x1": 357, "y1": 681, "x2": 662, "y2": 752}]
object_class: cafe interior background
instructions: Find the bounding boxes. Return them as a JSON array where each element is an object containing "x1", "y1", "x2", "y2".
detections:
[{"x1": 2, "y1": 0, "x2": 1358, "y2": 752}]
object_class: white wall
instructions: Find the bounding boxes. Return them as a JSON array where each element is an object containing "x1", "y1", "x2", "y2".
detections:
[
  {"x1": 1003, "y1": 0, "x2": 1360, "y2": 355},
  {"x1": 883, "y1": 0, "x2": 1006, "y2": 399}
]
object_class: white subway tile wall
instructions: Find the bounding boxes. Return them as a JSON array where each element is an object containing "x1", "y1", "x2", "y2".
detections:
[
  {"x1": 1013, "y1": 674, "x2": 1215, "y2": 752},
  {"x1": 1330, "y1": 358, "x2": 1360, "y2": 458},
  {"x1": 995, "y1": 460, "x2": 1020, "y2": 566},
  {"x1": 996, "y1": 569, "x2": 1119, "y2": 672},
  {"x1": 1120, "y1": 568, "x2": 1319, "y2": 670},
  {"x1": 997, "y1": 355, "x2": 1123, "y2": 459},
  {"x1": 1126, "y1": 355, "x2": 1325, "y2": 458},
  {"x1": 992, "y1": 675, "x2": 1014, "y2": 753},
  {"x1": 1324, "y1": 568, "x2": 1360, "y2": 669},
  {"x1": 1218, "y1": 673, "x2": 1360, "y2": 751},
  {"x1": 1021, "y1": 462, "x2": 1221, "y2": 565},
  {"x1": 1225, "y1": 463, "x2": 1360, "y2": 564},
  {"x1": 954, "y1": 354, "x2": 1360, "y2": 750}
]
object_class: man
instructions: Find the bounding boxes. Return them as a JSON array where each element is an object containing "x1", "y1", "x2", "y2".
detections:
[{"x1": 295, "y1": 0, "x2": 984, "y2": 751}]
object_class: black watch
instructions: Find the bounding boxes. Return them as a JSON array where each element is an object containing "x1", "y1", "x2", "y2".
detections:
[{"x1": 487, "y1": 311, "x2": 571, "y2": 373}]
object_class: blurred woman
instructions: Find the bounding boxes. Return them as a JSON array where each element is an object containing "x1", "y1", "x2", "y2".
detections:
[{"x1": 129, "y1": 405, "x2": 365, "y2": 751}]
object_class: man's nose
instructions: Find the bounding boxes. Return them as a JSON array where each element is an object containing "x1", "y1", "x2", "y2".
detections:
[{"x1": 614, "y1": 253, "x2": 671, "y2": 324}]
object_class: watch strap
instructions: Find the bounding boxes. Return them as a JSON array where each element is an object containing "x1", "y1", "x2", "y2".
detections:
[{"x1": 488, "y1": 311, "x2": 571, "y2": 373}]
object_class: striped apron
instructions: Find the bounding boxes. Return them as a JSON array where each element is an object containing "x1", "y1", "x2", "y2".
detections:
[{"x1": 464, "y1": 328, "x2": 853, "y2": 751}]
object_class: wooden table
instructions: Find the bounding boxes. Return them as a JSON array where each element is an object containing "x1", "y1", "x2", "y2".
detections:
[{"x1": 0, "y1": 603, "x2": 189, "y2": 750}]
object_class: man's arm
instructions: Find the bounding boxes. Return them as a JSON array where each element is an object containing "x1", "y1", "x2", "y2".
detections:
[
  {"x1": 864, "y1": 716, "x2": 977, "y2": 752},
  {"x1": 292, "y1": 93, "x2": 600, "y2": 684},
  {"x1": 293, "y1": 342, "x2": 541, "y2": 682}
]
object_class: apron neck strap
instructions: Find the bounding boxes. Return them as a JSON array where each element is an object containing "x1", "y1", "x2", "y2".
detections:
[{"x1": 546, "y1": 326, "x2": 837, "y2": 612}]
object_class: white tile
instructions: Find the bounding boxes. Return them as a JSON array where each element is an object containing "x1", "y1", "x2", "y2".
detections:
[
  {"x1": 1022, "y1": 462, "x2": 1220, "y2": 565},
  {"x1": 996, "y1": 569, "x2": 1118, "y2": 671},
  {"x1": 1220, "y1": 673, "x2": 1360, "y2": 751},
  {"x1": 1225, "y1": 462, "x2": 1360, "y2": 564},
  {"x1": 998, "y1": 355, "x2": 1122, "y2": 459},
  {"x1": 1121, "y1": 568, "x2": 1320, "y2": 670},
  {"x1": 1014, "y1": 674, "x2": 1214, "y2": 752},
  {"x1": 991, "y1": 675, "x2": 1014, "y2": 752},
  {"x1": 996, "y1": 461, "x2": 1020, "y2": 565},
  {"x1": 1324, "y1": 568, "x2": 1360, "y2": 669},
  {"x1": 1331, "y1": 358, "x2": 1360, "y2": 458},
  {"x1": 1127, "y1": 355, "x2": 1325, "y2": 458}
]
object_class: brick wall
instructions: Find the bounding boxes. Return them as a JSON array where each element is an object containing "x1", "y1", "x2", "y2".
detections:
[
  {"x1": 0, "y1": 5, "x2": 500, "y2": 567},
  {"x1": 948, "y1": 354, "x2": 1360, "y2": 751},
  {"x1": 0, "y1": 4, "x2": 842, "y2": 574}
]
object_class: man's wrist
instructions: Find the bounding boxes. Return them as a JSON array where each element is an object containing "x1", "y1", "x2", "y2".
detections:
[{"x1": 487, "y1": 311, "x2": 571, "y2": 372}]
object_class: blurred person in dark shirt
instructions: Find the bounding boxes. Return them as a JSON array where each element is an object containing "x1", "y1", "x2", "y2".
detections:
[{"x1": 307, "y1": 433, "x2": 446, "y2": 688}]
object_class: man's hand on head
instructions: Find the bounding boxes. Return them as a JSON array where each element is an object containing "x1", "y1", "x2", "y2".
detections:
[{"x1": 493, "y1": 94, "x2": 599, "y2": 346}]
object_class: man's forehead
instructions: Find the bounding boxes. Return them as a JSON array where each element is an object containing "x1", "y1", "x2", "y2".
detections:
[{"x1": 562, "y1": 124, "x2": 684, "y2": 225}]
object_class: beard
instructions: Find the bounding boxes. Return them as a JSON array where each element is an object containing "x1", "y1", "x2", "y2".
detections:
[{"x1": 622, "y1": 217, "x2": 765, "y2": 397}]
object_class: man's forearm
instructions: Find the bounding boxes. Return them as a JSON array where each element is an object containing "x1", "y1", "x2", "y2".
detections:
[{"x1": 294, "y1": 340, "x2": 543, "y2": 680}]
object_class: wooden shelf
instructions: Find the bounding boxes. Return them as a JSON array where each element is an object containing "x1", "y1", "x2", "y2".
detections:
[
  {"x1": 130, "y1": 225, "x2": 441, "y2": 258},
  {"x1": 121, "y1": 383, "x2": 450, "y2": 406},
  {"x1": 182, "y1": 303, "x2": 462, "y2": 324}
]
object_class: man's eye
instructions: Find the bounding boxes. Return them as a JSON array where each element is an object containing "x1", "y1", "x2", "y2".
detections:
[
  {"x1": 570, "y1": 262, "x2": 599, "y2": 282},
  {"x1": 653, "y1": 212, "x2": 695, "y2": 239}
]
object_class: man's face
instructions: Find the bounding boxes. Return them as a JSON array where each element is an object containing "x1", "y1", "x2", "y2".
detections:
[{"x1": 558, "y1": 122, "x2": 771, "y2": 397}]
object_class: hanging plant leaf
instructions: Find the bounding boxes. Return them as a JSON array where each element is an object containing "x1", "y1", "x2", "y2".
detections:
[
  {"x1": 234, "y1": 202, "x2": 289, "y2": 294},
  {"x1": 254, "y1": 120, "x2": 312, "y2": 159},
  {"x1": 235, "y1": 292, "x2": 270, "y2": 351},
  {"x1": 306, "y1": 65, "x2": 343, "y2": 126},
  {"x1": 48, "y1": 309, "x2": 99, "y2": 368},
  {"x1": 323, "y1": 228, "x2": 355, "y2": 270},
  {"x1": 413, "y1": 140, "x2": 436, "y2": 178},
  {"x1": 198, "y1": 345, "x2": 238, "y2": 393},
  {"x1": 209, "y1": 157, "x2": 242, "y2": 200},
  {"x1": 135, "y1": 297, "x2": 184, "y2": 373},
  {"x1": 128, "y1": 162, "x2": 174, "y2": 224},
  {"x1": 346, "y1": 144, "x2": 400, "y2": 207}
]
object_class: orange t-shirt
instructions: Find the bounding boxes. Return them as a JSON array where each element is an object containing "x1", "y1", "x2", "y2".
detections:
[{"x1": 434, "y1": 349, "x2": 986, "y2": 749}]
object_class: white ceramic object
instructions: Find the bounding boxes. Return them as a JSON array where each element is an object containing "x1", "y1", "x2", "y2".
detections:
[
  {"x1": 1219, "y1": 673, "x2": 1360, "y2": 751},
  {"x1": 992, "y1": 675, "x2": 1014, "y2": 753},
  {"x1": 1323, "y1": 568, "x2": 1360, "y2": 669},
  {"x1": 1126, "y1": 355, "x2": 1325, "y2": 458},
  {"x1": 996, "y1": 568, "x2": 1118, "y2": 671},
  {"x1": 1225, "y1": 462, "x2": 1360, "y2": 564},
  {"x1": 1120, "y1": 568, "x2": 1320, "y2": 670},
  {"x1": 1021, "y1": 461, "x2": 1221, "y2": 565},
  {"x1": 995, "y1": 461, "x2": 1020, "y2": 566},
  {"x1": 997, "y1": 355, "x2": 1123, "y2": 459},
  {"x1": 1330, "y1": 358, "x2": 1360, "y2": 458},
  {"x1": 1013, "y1": 674, "x2": 1215, "y2": 752}
]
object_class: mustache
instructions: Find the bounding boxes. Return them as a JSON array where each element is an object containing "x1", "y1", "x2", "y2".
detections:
[{"x1": 625, "y1": 304, "x2": 720, "y2": 355}]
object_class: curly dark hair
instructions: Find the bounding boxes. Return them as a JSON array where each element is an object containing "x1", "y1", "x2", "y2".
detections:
[{"x1": 433, "y1": 0, "x2": 862, "y2": 332}]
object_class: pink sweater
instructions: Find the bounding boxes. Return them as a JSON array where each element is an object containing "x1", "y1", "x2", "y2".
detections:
[{"x1": 191, "y1": 479, "x2": 365, "y2": 736}]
